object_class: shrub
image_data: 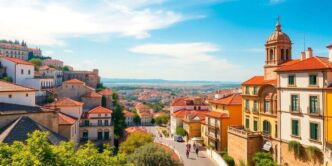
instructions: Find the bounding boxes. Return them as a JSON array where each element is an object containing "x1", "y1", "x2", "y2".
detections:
[
  {"x1": 222, "y1": 153, "x2": 235, "y2": 166},
  {"x1": 288, "y1": 140, "x2": 304, "y2": 158},
  {"x1": 307, "y1": 145, "x2": 322, "y2": 160},
  {"x1": 175, "y1": 127, "x2": 186, "y2": 136},
  {"x1": 252, "y1": 152, "x2": 277, "y2": 166}
]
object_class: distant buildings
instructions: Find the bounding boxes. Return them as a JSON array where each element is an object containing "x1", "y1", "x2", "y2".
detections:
[
  {"x1": 0, "y1": 40, "x2": 42, "y2": 60},
  {"x1": 63, "y1": 69, "x2": 100, "y2": 88},
  {"x1": 42, "y1": 59, "x2": 64, "y2": 68}
]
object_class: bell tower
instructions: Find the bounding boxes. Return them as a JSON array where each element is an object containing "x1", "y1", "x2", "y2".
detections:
[{"x1": 264, "y1": 17, "x2": 292, "y2": 80}]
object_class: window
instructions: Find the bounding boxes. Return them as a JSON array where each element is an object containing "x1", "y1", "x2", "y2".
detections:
[
  {"x1": 291, "y1": 120, "x2": 299, "y2": 136},
  {"x1": 309, "y1": 96, "x2": 318, "y2": 114},
  {"x1": 28, "y1": 70, "x2": 31, "y2": 75},
  {"x1": 97, "y1": 130, "x2": 103, "y2": 140},
  {"x1": 98, "y1": 120, "x2": 102, "y2": 126},
  {"x1": 84, "y1": 120, "x2": 89, "y2": 126},
  {"x1": 245, "y1": 118, "x2": 250, "y2": 129},
  {"x1": 253, "y1": 100, "x2": 258, "y2": 112},
  {"x1": 309, "y1": 74, "x2": 317, "y2": 86},
  {"x1": 105, "y1": 120, "x2": 109, "y2": 126},
  {"x1": 263, "y1": 120, "x2": 271, "y2": 135},
  {"x1": 245, "y1": 86, "x2": 249, "y2": 95},
  {"x1": 253, "y1": 86, "x2": 257, "y2": 95},
  {"x1": 8, "y1": 94, "x2": 12, "y2": 98},
  {"x1": 253, "y1": 120, "x2": 258, "y2": 131},
  {"x1": 245, "y1": 100, "x2": 249, "y2": 110},
  {"x1": 288, "y1": 75, "x2": 295, "y2": 86},
  {"x1": 310, "y1": 123, "x2": 319, "y2": 141},
  {"x1": 21, "y1": 69, "x2": 24, "y2": 74},
  {"x1": 82, "y1": 131, "x2": 88, "y2": 139},
  {"x1": 26, "y1": 93, "x2": 28, "y2": 97},
  {"x1": 275, "y1": 124, "x2": 278, "y2": 138},
  {"x1": 264, "y1": 101, "x2": 270, "y2": 113},
  {"x1": 104, "y1": 131, "x2": 110, "y2": 140},
  {"x1": 98, "y1": 114, "x2": 101, "y2": 117},
  {"x1": 291, "y1": 95, "x2": 299, "y2": 112}
]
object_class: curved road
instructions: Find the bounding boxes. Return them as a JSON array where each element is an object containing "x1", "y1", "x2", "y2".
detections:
[{"x1": 145, "y1": 126, "x2": 218, "y2": 166}]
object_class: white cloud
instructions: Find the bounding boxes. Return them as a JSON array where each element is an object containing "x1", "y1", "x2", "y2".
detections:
[
  {"x1": 0, "y1": 0, "x2": 182, "y2": 46},
  {"x1": 128, "y1": 43, "x2": 245, "y2": 81}
]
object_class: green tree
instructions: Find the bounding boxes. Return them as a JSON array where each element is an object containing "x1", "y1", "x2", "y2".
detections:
[
  {"x1": 46, "y1": 95, "x2": 55, "y2": 103},
  {"x1": 1, "y1": 76, "x2": 12, "y2": 82},
  {"x1": 128, "y1": 143, "x2": 180, "y2": 166},
  {"x1": 112, "y1": 92, "x2": 127, "y2": 139},
  {"x1": 29, "y1": 58, "x2": 42, "y2": 70},
  {"x1": 155, "y1": 115, "x2": 170, "y2": 126},
  {"x1": 133, "y1": 113, "x2": 141, "y2": 125},
  {"x1": 62, "y1": 66, "x2": 70, "y2": 71},
  {"x1": 252, "y1": 152, "x2": 278, "y2": 166},
  {"x1": 119, "y1": 131, "x2": 153, "y2": 155},
  {"x1": 175, "y1": 127, "x2": 186, "y2": 136},
  {"x1": 102, "y1": 96, "x2": 107, "y2": 107}
]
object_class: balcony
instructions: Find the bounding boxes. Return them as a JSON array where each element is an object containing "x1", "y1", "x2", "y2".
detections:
[
  {"x1": 289, "y1": 106, "x2": 302, "y2": 115},
  {"x1": 307, "y1": 107, "x2": 321, "y2": 117},
  {"x1": 80, "y1": 123, "x2": 113, "y2": 127},
  {"x1": 228, "y1": 126, "x2": 261, "y2": 138}
]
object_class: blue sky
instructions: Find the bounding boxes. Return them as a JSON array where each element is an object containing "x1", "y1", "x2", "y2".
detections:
[{"x1": 1, "y1": 0, "x2": 331, "y2": 81}]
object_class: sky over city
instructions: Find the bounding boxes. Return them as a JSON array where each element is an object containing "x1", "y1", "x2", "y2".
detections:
[{"x1": 0, "y1": 0, "x2": 331, "y2": 81}]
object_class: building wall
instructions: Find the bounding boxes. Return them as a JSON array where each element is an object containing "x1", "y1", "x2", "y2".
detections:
[
  {"x1": 279, "y1": 72, "x2": 324, "y2": 88},
  {"x1": 0, "y1": 91, "x2": 35, "y2": 106},
  {"x1": 325, "y1": 90, "x2": 332, "y2": 144},
  {"x1": 170, "y1": 116, "x2": 183, "y2": 135},
  {"x1": 55, "y1": 83, "x2": 93, "y2": 101},
  {"x1": 15, "y1": 64, "x2": 34, "y2": 85},
  {"x1": 81, "y1": 97, "x2": 101, "y2": 110},
  {"x1": 183, "y1": 121, "x2": 201, "y2": 139},
  {"x1": 170, "y1": 105, "x2": 209, "y2": 113},
  {"x1": 0, "y1": 58, "x2": 15, "y2": 80},
  {"x1": 0, "y1": 111, "x2": 59, "y2": 133},
  {"x1": 25, "y1": 78, "x2": 54, "y2": 90},
  {"x1": 58, "y1": 106, "x2": 82, "y2": 119},
  {"x1": 63, "y1": 69, "x2": 100, "y2": 88}
]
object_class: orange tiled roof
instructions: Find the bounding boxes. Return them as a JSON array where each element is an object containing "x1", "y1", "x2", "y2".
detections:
[
  {"x1": 275, "y1": 56, "x2": 332, "y2": 72},
  {"x1": 64, "y1": 79, "x2": 84, "y2": 84},
  {"x1": 171, "y1": 97, "x2": 188, "y2": 106},
  {"x1": 210, "y1": 93, "x2": 242, "y2": 105},
  {"x1": 39, "y1": 65, "x2": 49, "y2": 70},
  {"x1": 242, "y1": 76, "x2": 277, "y2": 85},
  {"x1": 89, "y1": 106, "x2": 112, "y2": 114},
  {"x1": 58, "y1": 112, "x2": 77, "y2": 125},
  {"x1": 0, "y1": 80, "x2": 35, "y2": 92},
  {"x1": 205, "y1": 111, "x2": 228, "y2": 118},
  {"x1": 98, "y1": 89, "x2": 112, "y2": 96},
  {"x1": 44, "y1": 98, "x2": 83, "y2": 107},
  {"x1": 83, "y1": 91, "x2": 102, "y2": 98},
  {"x1": 123, "y1": 110, "x2": 133, "y2": 117},
  {"x1": 171, "y1": 109, "x2": 209, "y2": 119},
  {"x1": 135, "y1": 103, "x2": 151, "y2": 109},
  {"x1": 3, "y1": 57, "x2": 34, "y2": 65}
]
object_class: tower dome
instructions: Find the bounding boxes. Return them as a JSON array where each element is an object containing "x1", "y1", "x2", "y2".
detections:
[{"x1": 266, "y1": 17, "x2": 291, "y2": 44}]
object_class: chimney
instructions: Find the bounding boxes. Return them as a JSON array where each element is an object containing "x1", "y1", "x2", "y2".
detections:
[
  {"x1": 306, "y1": 47, "x2": 313, "y2": 58},
  {"x1": 327, "y1": 44, "x2": 332, "y2": 62},
  {"x1": 300, "y1": 52, "x2": 306, "y2": 60}
]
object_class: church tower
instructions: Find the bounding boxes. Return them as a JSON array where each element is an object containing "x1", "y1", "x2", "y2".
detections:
[{"x1": 264, "y1": 17, "x2": 292, "y2": 80}]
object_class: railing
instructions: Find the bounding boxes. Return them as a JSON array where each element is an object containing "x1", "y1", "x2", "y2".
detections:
[
  {"x1": 289, "y1": 106, "x2": 302, "y2": 114},
  {"x1": 307, "y1": 107, "x2": 321, "y2": 116},
  {"x1": 80, "y1": 123, "x2": 113, "y2": 127},
  {"x1": 228, "y1": 126, "x2": 261, "y2": 138}
]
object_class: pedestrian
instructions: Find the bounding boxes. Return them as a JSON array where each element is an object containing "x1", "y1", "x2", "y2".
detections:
[
  {"x1": 188, "y1": 143, "x2": 191, "y2": 152},
  {"x1": 193, "y1": 142, "x2": 196, "y2": 150},
  {"x1": 186, "y1": 149, "x2": 189, "y2": 159},
  {"x1": 195, "y1": 147, "x2": 199, "y2": 157}
]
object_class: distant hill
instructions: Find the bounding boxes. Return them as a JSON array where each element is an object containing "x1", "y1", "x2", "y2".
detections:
[{"x1": 101, "y1": 78, "x2": 241, "y2": 85}]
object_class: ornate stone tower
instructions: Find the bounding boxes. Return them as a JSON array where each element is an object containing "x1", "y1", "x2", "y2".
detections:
[{"x1": 264, "y1": 17, "x2": 292, "y2": 80}]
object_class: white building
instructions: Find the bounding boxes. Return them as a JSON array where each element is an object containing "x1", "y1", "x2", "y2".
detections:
[
  {"x1": 276, "y1": 48, "x2": 332, "y2": 150},
  {"x1": 0, "y1": 57, "x2": 34, "y2": 85},
  {"x1": 39, "y1": 66, "x2": 63, "y2": 86},
  {"x1": 0, "y1": 80, "x2": 36, "y2": 106},
  {"x1": 80, "y1": 106, "x2": 114, "y2": 144}
]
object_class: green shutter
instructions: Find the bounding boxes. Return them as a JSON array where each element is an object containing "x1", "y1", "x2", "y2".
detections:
[
  {"x1": 310, "y1": 123, "x2": 318, "y2": 140},
  {"x1": 292, "y1": 120, "x2": 298, "y2": 136}
]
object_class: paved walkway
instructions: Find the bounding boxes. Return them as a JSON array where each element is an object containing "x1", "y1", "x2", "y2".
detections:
[{"x1": 145, "y1": 126, "x2": 218, "y2": 166}]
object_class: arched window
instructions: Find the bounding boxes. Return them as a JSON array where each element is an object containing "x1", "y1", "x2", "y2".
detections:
[
  {"x1": 263, "y1": 120, "x2": 271, "y2": 135},
  {"x1": 82, "y1": 130, "x2": 88, "y2": 139},
  {"x1": 97, "y1": 129, "x2": 103, "y2": 140},
  {"x1": 286, "y1": 49, "x2": 289, "y2": 60},
  {"x1": 281, "y1": 49, "x2": 285, "y2": 60},
  {"x1": 269, "y1": 49, "x2": 274, "y2": 61}
]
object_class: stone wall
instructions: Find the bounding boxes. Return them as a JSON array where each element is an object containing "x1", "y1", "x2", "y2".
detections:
[
  {"x1": 81, "y1": 97, "x2": 101, "y2": 109},
  {"x1": 55, "y1": 84, "x2": 93, "y2": 101},
  {"x1": 63, "y1": 69, "x2": 100, "y2": 88}
]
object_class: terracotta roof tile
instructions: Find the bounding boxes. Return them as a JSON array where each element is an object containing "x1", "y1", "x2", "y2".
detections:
[
  {"x1": 0, "y1": 81, "x2": 35, "y2": 92},
  {"x1": 276, "y1": 56, "x2": 332, "y2": 72},
  {"x1": 205, "y1": 111, "x2": 228, "y2": 118},
  {"x1": 98, "y1": 89, "x2": 112, "y2": 96},
  {"x1": 58, "y1": 112, "x2": 77, "y2": 125},
  {"x1": 123, "y1": 110, "x2": 133, "y2": 117},
  {"x1": 83, "y1": 91, "x2": 102, "y2": 98},
  {"x1": 44, "y1": 98, "x2": 83, "y2": 107},
  {"x1": 242, "y1": 76, "x2": 277, "y2": 85},
  {"x1": 171, "y1": 109, "x2": 209, "y2": 120},
  {"x1": 2, "y1": 57, "x2": 34, "y2": 65},
  {"x1": 64, "y1": 79, "x2": 84, "y2": 84},
  {"x1": 88, "y1": 106, "x2": 112, "y2": 114},
  {"x1": 210, "y1": 94, "x2": 242, "y2": 105}
]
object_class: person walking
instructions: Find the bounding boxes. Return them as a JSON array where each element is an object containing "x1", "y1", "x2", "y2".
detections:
[
  {"x1": 188, "y1": 143, "x2": 191, "y2": 152},
  {"x1": 195, "y1": 147, "x2": 199, "y2": 157},
  {"x1": 186, "y1": 149, "x2": 190, "y2": 159}
]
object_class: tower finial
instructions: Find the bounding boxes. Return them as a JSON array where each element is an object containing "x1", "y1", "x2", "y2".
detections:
[{"x1": 275, "y1": 16, "x2": 281, "y2": 32}]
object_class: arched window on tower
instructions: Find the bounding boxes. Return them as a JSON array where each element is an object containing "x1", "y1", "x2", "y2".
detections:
[
  {"x1": 286, "y1": 49, "x2": 289, "y2": 60},
  {"x1": 281, "y1": 49, "x2": 285, "y2": 60},
  {"x1": 269, "y1": 49, "x2": 274, "y2": 63}
]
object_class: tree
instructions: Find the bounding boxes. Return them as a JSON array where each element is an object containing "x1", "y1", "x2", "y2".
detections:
[
  {"x1": 119, "y1": 131, "x2": 153, "y2": 155},
  {"x1": 155, "y1": 115, "x2": 169, "y2": 126},
  {"x1": 128, "y1": 143, "x2": 180, "y2": 166},
  {"x1": 62, "y1": 66, "x2": 70, "y2": 71},
  {"x1": 111, "y1": 92, "x2": 127, "y2": 141},
  {"x1": 29, "y1": 58, "x2": 42, "y2": 69},
  {"x1": 252, "y1": 152, "x2": 278, "y2": 166},
  {"x1": 102, "y1": 96, "x2": 107, "y2": 107},
  {"x1": 46, "y1": 95, "x2": 55, "y2": 103},
  {"x1": 133, "y1": 113, "x2": 141, "y2": 125},
  {"x1": 175, "y1": 127, "x2": 186, "y2": 136},
  {"x1": 1, "y1": 76, "x2": 12, "y2": 82}
]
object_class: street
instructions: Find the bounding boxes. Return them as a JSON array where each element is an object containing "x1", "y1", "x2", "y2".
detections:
[{"x1": 145, "y1": 126, "x2": 218, "y2": 166}]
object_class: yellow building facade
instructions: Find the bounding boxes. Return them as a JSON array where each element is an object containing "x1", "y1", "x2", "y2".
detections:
[{"x1": 324, "y1": 89, "x2": 332, "y2": 166}]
